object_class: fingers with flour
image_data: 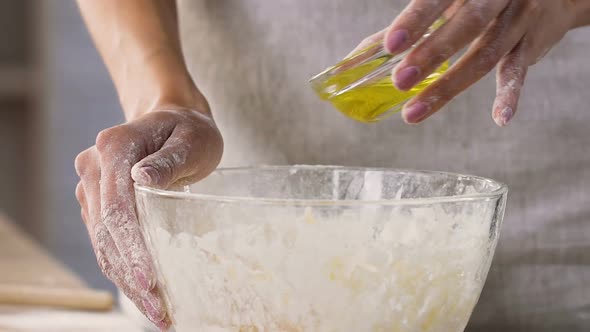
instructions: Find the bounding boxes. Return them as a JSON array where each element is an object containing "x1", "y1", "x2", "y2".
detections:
[
  {"x1": 89, "y1": 220, "x2": 169, "y2": 329},
  {"x1": 493, "y1": 38, "x2": 528, "y2": 127},
  {"x1": 76, "y1": 148, "x2": 120, "y2": 285},
  {"x1": 393, "y1": 0, "x2": 510, "y2": 91},
  {"x1": 92, "y1": 129, "x2": 170, "y2": 327},
  {"x1": 401, "y1": 0, "x2": 531, "y2": 123},
  {"x1": 75, "y1": 182, "x2": 88, "y2": 225},
  {"x1": 101, "y1": 256, "x2": 170, "y2": 330},
  {"x1": 384, "y1": 0, "x2": 455, "y2": 54},
  {"x1": 76, "y1": 147, "x2": 148, "y2": 296},
  {"x1": 75, "y1": 147, "x2": 167, "y2": 327},
  {"x1": 349, "y1": 1, "x2": 454, "y2": 62},
  {"x1": 95, "y1": 126, "x2": 156, "y2": 293}
]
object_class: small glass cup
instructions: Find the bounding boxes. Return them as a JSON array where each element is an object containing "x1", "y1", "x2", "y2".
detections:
[{"x1": 310, "y1": 20, "x2": 448, "y2": 123}]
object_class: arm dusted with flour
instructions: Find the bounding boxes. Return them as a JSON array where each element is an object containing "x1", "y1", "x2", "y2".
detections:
[{"x1": 75, "y1": 1, "x2": 223, "y2": 330}]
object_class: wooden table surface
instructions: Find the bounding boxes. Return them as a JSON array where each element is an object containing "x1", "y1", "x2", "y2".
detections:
[
  {"x1": 0, "y1": 213, "x2": 113, "y2": 310},
  {"x1": 0, "y1": 214, "x2": 87, "y2": 290},
  {"x1": 0, "y1": 307, "x2": 144, "y2": 332}
]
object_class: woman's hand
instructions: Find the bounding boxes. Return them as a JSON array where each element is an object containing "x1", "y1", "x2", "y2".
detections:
[
  {"x1": 354, "y1": 0, "x2": 590, "y2": 126},
  {"x1": 74, "y1": 106, "x2": 223, "y2": 330}
]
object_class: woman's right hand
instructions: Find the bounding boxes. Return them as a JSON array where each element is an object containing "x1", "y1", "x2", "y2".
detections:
[
  {"x1": 350, "y1": 0, "x2": 590, "y2": 126},
  {"x1": 75, "y1": 104, "x2": 223, "y2": 330}
]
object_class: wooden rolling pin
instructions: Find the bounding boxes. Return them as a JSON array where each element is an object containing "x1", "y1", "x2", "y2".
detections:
[{"x1": 0, "y1": 285, "x2": 114, "y2": 312}]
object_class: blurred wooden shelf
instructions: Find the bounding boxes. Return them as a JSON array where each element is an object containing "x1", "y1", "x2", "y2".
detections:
[{"x1": 0, "y1": 67, "x2": 31, "y2": 99}]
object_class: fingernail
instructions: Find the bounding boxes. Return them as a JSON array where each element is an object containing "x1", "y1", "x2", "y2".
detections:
[
  {"x1": 156, "y1": 317, "x2": 171, "y2": 331},
  {"x1": 494, "y1": 107, "x2": 514, "y2": 127},
  {"x1": 394, "y1": 66, "x2": 420, "y2": 91},
  {"x1": 134, "y1": 166, "x2": 160, "y2": 185},
  {"x1": 403, "y1": 101, "x2": 430, "y2": 124},
  {"x1": 134, "y1": 268, "x2": 152, "y2": 291},
  {"x1": 142, "y1": 298, "x2": 165, "y2": 322},
  {"x1": 385, "y1": 30, "x2": 409, "y2": 54}
]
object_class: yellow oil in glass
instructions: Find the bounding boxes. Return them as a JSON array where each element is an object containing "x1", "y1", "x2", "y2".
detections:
[
  {"x1": 315, "y1": 61, "x2": 449, "y2": 123},
  {"x1": 311, "y1": 18, "x2": 449, "y2": 123}
]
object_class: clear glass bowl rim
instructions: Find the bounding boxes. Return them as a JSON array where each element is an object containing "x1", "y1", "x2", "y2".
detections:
[{"x1": 134, "y1": 165, "x2": 508, "y2": 206}]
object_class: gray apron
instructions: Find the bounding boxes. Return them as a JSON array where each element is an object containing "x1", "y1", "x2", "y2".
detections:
[{"x1": 163, "y1": 0, "x2": 590, "y2": 330}]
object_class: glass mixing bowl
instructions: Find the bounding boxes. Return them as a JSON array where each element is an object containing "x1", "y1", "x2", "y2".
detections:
[{"x1": 135, "y1": 166, "x2": 508, "y2": 332}]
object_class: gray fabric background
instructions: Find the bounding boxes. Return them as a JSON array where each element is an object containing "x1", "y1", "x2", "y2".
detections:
[{"x1": 177, "y1": 0, "x2": 590, "y2": 330}]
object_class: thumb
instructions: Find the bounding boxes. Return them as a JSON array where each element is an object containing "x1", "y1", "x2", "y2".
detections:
[
  {"x1": 346, "y1": 29, "x2": 387, "y2": 58},
  {"x1": 131, "y1": 128, "x2": 222, "y2": 189},
  {"x1": 131, "y1": 126, "x2": 201, "y2": 189},
  {"x1": 131, "y1": 144, "x2": 186, "y2": 189}
]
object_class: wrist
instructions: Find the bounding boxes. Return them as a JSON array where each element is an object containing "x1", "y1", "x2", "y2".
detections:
[
  {"x1": 126, "y1": 81, "x2": 210, "y2": 122},
  {"x1": 117, "y1": 49, "x2": 209, "y2": 121},
  {"x1": 571, "y1": 0, "x2": 590, "y2": 29}
]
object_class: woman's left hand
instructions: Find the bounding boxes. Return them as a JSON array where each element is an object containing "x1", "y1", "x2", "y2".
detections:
[{"x1": 353, "y1": 0, "x2": 590, "y2": 126}]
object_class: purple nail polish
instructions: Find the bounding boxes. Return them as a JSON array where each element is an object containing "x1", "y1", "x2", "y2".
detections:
[
  {"x1": 394, "y1": 66, "x2": 421, "y2": 91},
  {"x1": 403, "y1": 102, "x2": 430, "y2": 124},
  {"x1": 493, "y1": 107, "x2": 514, "y2": 127},
  {"x1": 134, "y1": 268, "x2": 151, "y2": 291},
  {"x1": 385, "y1": 30, "x2": 409, "y2": 54},
  {"x1": 500, "y1": 107, "x2": 514, "y2": 125}
]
